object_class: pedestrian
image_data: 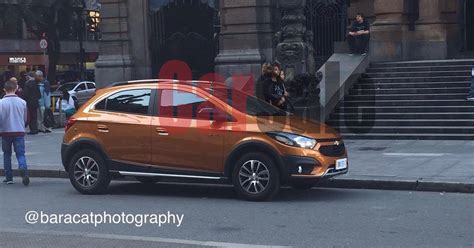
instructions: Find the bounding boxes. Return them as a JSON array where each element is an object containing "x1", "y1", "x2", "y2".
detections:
[
  {"x1": 56, "y1": 88, "x2": 76, "y2": 118},
  {"x1": 35, "y1": 70, "x2": 53, "y2": 133},
  {"x1": 347, "y1": 12, "x2": 370, "y2": 55},
  {"x1": 16, "y1": 71, "x2": 27, "y2": 98},
  {"x1": 256, "y1": 62, "x2": 273, "y2": 100},
  {"x1": 22, "y1": 72, "x2": 40, "y2": 135},
  {"x1": 466, "y1": 66, "x2": 474, "y2": 101},
  {"x1": 264, "y1": 61, "x2": 289, "y2": 111},
  {"x1": 0, "y1": 79, "x2": 30, "y2": 186}
]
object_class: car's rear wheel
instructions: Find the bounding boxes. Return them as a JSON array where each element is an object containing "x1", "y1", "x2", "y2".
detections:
[
  {"x1": 232, "y1": 153, "x2": 280, "y2": 201},
  {"x1": 135, "y1": 176, "x2": 160, "y2": 184},
  {"x1": 68, "y1": 149, "x2": 110, "y2": 194}
]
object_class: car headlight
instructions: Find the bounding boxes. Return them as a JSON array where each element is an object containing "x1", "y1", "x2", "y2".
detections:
[{"x1": 267, "y1": 132, "x2": 317, "y2": 149}]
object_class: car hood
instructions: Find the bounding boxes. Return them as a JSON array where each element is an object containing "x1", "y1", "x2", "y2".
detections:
[{"x1": 254, "y1": 116, "x2": 341, "y2": 140}]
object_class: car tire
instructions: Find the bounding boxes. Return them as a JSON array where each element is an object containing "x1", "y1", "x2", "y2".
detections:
[
  {"x1": 68, "y1": 149, "x2": 110, "y2": 194},
  {"x1": 232, "y1": 153, "x2": 280, "y2": 201},
  {"x1": 135, "y1": 176, "x2": 160, "y2": 184},
  {"x1": 290, "y1": 181, "x2": 317, "y2": 191}
]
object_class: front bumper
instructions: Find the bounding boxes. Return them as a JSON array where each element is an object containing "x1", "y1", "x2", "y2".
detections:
[{"x1": 282, "y1": 155, "x2": 348, "y2": 180}]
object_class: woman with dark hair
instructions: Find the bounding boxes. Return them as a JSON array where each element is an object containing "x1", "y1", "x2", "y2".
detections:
[{"x1": 56, "y1": 88, "x2": 76, "y2": 118}]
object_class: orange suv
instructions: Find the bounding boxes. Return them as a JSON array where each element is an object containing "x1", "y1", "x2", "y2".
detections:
[{"x1": 61, "y1": 80, "x2": 348, "y2": 201}]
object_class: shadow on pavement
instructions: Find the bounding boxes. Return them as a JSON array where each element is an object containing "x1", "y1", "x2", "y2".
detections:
[{"x1": 104, "y1": 181, "x2": 365, "y2": 202}]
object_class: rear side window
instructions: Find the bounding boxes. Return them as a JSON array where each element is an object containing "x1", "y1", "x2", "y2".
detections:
[
  {"x1": 76, "y1": 83, "x2": 86, "y2": 91},
  {"x1": 94, "y1": 89, "x2": 152, "y2": 115},
  {"x1": 87, "y1": 83, "x2": 96, "y2": 89}
]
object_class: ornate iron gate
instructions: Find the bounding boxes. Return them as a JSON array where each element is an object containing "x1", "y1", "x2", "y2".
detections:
[
  {"x1": 149, "y1": 0, "x2": 220, "y2": 79},
  {"x1": 305, "y1": 0, "x2": 349, "y2": 68}
]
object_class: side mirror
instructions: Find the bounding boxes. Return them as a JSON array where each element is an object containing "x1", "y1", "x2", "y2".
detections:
[{"x1": 198, "y1": 107, "x2": 232, "y2": 122}]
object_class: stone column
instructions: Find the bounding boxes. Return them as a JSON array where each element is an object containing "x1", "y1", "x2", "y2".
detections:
[
  {"x1": 275, "y1": 0, "x2": 316, "y2": 81},
  {"x1": 215, "y1": 0, "x2": 274, "y2": 80},
  {"x1": 405, "y1": 0, "x2": 448, "y2": 60},
  {"x1": 418, "y1": 0, "x2": 442, "y2": 22},
  {"x1": 369, "y1": 0, "x2": 406, "y2": 61},
  {"x1": 95, "y1": 0, "x2": 134, "y2": 87}
]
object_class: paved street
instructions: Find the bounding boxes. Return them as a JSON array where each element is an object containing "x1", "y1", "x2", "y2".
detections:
[
  {"x1": 1, "y1": 130, "x2": 473, "y2": 187},
  {"x1": 0, "y1": 178, "x2": 473, "y2": 247}
]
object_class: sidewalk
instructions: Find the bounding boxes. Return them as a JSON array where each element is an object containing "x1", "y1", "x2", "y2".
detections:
[{"x1": 1, "y1": 131, "x2": 473, "y2": 193}]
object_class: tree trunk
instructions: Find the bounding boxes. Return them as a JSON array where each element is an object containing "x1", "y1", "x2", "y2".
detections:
[{"x1": 46, "y1": 8, "x2": 60, "y2": 86}]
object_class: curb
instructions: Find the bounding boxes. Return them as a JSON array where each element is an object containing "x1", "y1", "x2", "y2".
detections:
[
  {"x1": 1, "y1": 169, "x2": 473, "y2": 193},
  {"x1": 317, "y1": 177, "x2": 474, "y2": 194}
]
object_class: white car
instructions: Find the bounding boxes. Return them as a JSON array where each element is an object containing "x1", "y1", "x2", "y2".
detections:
[{"x1": 57, "y1": 81, "x2": 96, "y2": 105}]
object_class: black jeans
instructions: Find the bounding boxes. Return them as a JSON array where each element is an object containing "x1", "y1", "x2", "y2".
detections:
[
  {"x1": 27, "y1": 106, "x2": 38, "y2": 133},
  {"x1": 347, "y1": 34, "x2": 369, "y2": 54}
]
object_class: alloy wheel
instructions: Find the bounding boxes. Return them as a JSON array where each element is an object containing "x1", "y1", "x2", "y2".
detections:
[
  {"x1": 73, "y1": 156, "x2": 99, "y2": 188},
  {"x1": 238, "y1": 160, "x2": 270, "y2": 194}
]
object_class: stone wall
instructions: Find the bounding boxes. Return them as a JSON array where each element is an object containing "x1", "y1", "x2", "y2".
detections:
[{"x1": 215, "y1": 0, "x2": 275, "y2": 80}]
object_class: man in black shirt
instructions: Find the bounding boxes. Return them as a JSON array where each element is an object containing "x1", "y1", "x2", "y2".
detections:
[{"x1": 347, "y1": 13, "x2": 370, "y2": 55}]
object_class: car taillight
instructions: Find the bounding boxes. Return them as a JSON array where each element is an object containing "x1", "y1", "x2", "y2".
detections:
[{"x1": 65, "y1": 118, "x2": 77, "y2": 132}]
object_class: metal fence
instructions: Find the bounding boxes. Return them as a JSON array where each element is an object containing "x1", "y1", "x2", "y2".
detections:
[{"x1": 305, "y1": 0, "x2": 349, "y2": 69}]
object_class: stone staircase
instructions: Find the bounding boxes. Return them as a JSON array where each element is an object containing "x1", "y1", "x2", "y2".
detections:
[{"x1": 327, "y1": 59, "x2": 474, "y2": 140}]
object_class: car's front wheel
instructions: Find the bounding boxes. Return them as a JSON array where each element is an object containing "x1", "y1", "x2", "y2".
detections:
[
  {"x1": 68, "y1": 149, "x2": 110, "y2": 194},
  {"x1": 232, "y1": 153, "x2": 280, "y2": 201}
]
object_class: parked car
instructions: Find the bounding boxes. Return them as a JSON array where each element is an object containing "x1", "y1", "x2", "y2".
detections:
[
  {"x1": 61, "y1": 80, "x2": 348, "y2": 201},
  {"x1": 56, "y1": 81, "x2": 96, "y2": 106}
]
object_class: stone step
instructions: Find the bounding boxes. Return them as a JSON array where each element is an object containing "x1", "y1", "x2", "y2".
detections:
[
  {"x1": 363, "y1": 71, "x2": 471, "y2": 78},
  {"x1": 371, "y1": 59, "x2": 474, "y2": 68},
  {"x1": 334, "y1": 126, "x2": 474, "y2": 134},
  {"x1": 345, "y1": 93, "x2": 467, "y2": 101},
  {"x1": 339, "y1": 133, "x2": 474, "y2": 140},
  {"x1": 360, "y1": 76, "x2": 472, "y2": 83},
  {"x1": 327, "y1": 119, "x2": 474, "y2": 127},
  {"x1": 367, "y1": 65, "x2": 474, "y2": 73},
  {"x1": 349, "y1": 87, "x2": 468, "y2": 95},
  {"x1": 333, "y1": 106, "x2": 474, "y2": 113},
  {"x1": 354, "y1": 81, "x2": 471, "y2": 89},
  {"x1": 339, "y1": 99, "x2": 474, "y2": 107},
  {"x1": 330, "y1": 112, "x2": 474, "y2": 119}
]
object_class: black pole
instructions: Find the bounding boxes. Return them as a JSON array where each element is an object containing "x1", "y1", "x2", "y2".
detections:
[{"x1": 78, "y1": 0, "x2": 86, "y2": 81}]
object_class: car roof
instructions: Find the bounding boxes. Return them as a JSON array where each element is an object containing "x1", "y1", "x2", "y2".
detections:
[{"x1": 109, "y1": 79, "x2": 228, "y2": 90}]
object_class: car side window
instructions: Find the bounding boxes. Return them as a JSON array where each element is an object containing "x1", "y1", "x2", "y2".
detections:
[
  {"x1": 76, "y1": 83, "x2": 86, "y2": 92},
  {"x1": 87, "y1": 83, "x2": 96, "y2": 89},
  {"x1": 95, "y1": 89, "x2": 152, "y2": 115},
  {"x1": 159, "y1": 90, "x2": 216, "y2": 120}
]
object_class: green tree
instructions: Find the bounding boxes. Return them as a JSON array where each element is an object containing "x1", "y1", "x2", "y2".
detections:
[{"x1": 18, "y1": 0, "x2": 84, "y2": 84}]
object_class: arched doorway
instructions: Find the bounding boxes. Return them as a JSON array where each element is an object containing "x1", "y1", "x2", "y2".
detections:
[
  {"x1": 465, "y1": 0, "x2": 474, "y2": 51},
  {"x1": 305, "y1": 0, "x2": 349, "y2": 68},
  {"x1": 149, "y1": 0, "x2": 220, "y2": 79}
]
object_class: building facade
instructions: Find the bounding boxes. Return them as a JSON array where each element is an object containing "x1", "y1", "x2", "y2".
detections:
[
  {"x1": 0, "y1": 0, "x2": 100, "y2": 83},
  {"x1": 95, "y1": 0, "x2": 474, "y2": 86}
]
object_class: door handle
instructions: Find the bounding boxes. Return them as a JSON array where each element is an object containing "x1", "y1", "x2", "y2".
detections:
[
  {"x1": 155, "y1": 127, "x2": 169, "y2": 136},
  {"x1": 97, "y1": 124, "x2": 109, "y2": 133}
]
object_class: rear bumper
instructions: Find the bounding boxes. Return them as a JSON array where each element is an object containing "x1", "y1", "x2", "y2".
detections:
[{"x1": 61, "y1": 143, "x2": 69, "y2": 171}]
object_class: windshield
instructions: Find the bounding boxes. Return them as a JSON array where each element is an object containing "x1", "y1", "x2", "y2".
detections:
[
  {"x1": 205, "y1": 86, "x2": 288, "y2": 117},
  {"x1": 58, "y1": 83, "x2": 77, "y2": 92}
]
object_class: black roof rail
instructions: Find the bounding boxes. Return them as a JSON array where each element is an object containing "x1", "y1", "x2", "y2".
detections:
[{"x1": 109, "y1": 79, "x2": 225, "y2": 88}]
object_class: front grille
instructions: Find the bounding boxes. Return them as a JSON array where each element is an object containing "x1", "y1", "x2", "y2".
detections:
[{"x1": 319, "y1": 143, "x2": 346, "y2": 157}]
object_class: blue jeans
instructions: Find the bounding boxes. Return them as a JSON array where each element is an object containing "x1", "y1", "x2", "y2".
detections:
[
  {"x1": 2, "y1": 136, "x2": 28, "y2": 180},
  {"x1": 469, "y1": 78, "x2": 474, "y2": 97}
]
